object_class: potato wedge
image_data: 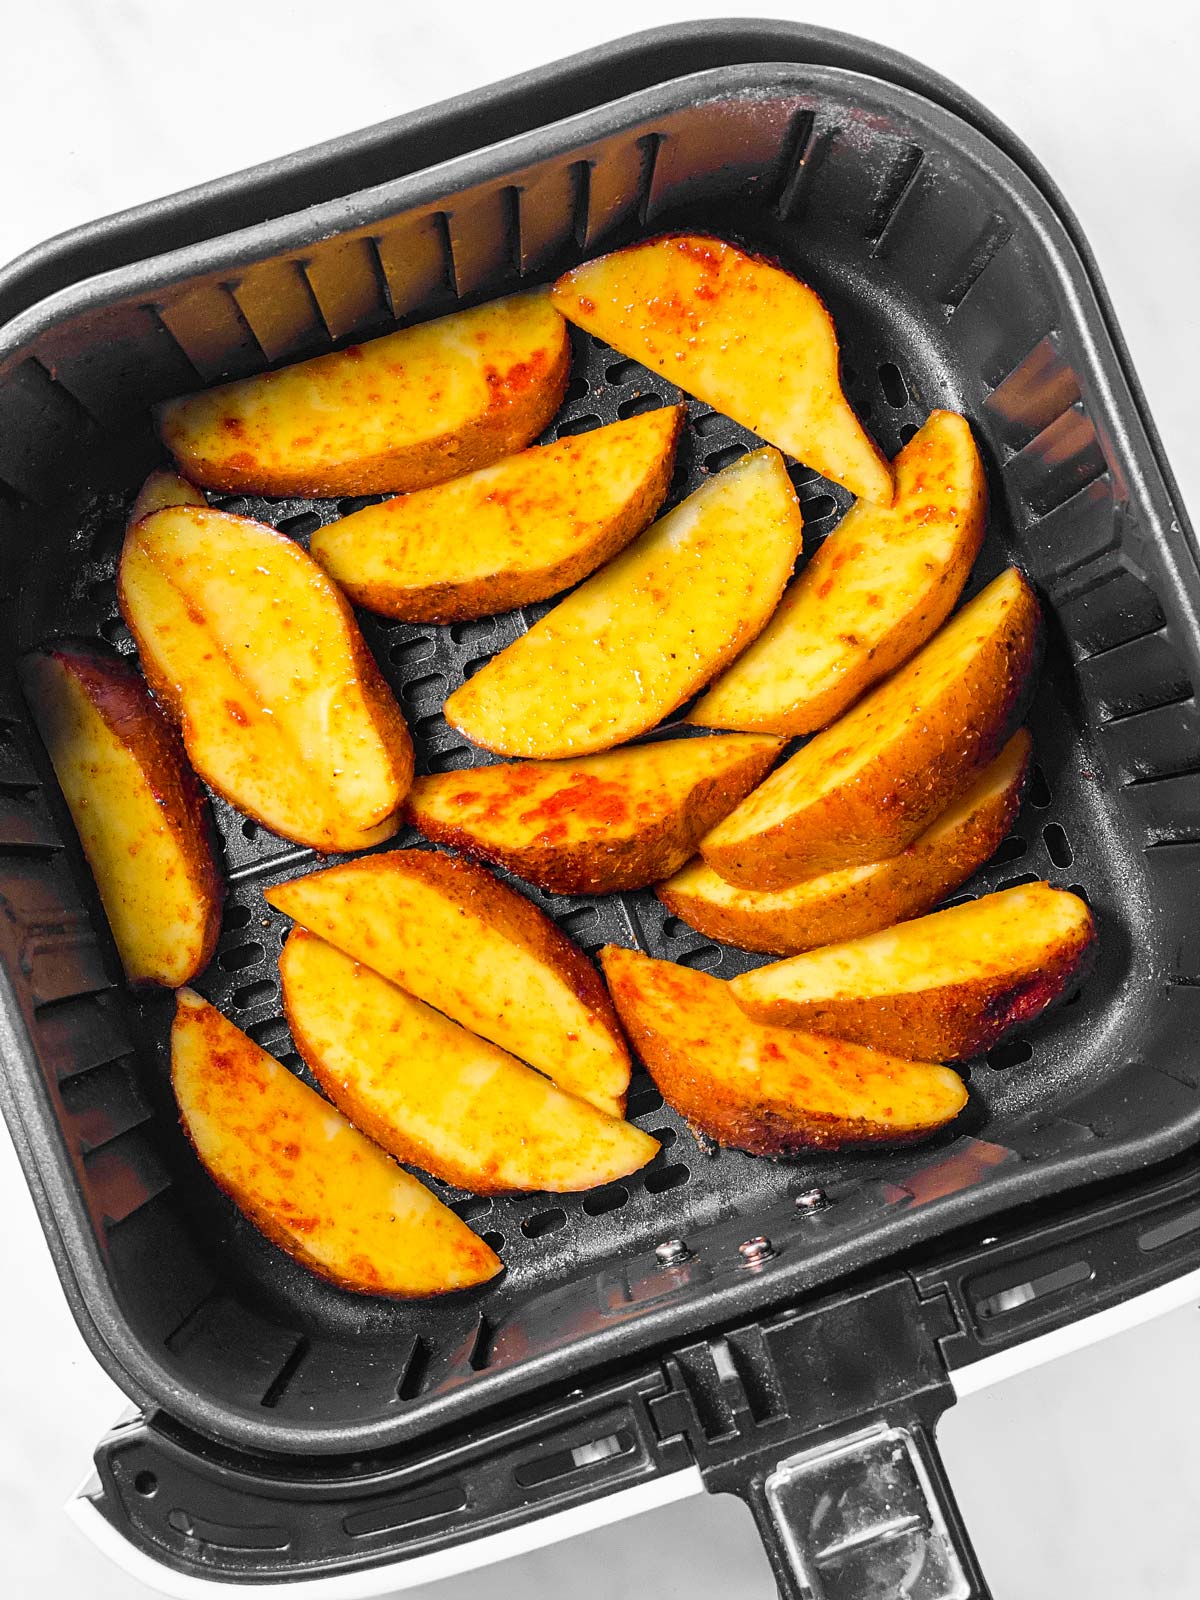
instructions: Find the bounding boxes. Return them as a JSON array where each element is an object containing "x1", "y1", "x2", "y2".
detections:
[
  {"x1": 406, "y1": 733, "x2": 783, "y2": 895},
  {"x1": 157, "y1": 290, "x2": 570, "y2": 497},
  {"x1": 171, "y1": 990, "x2": 501, "y2": 1297},
  {"x1": 600, "y1": 946, "x2": 966, "y2": 1154},
  {"x1": 729, "y1": 882, "x2": 1096, "y2": 1060},
  {"x1": 701, "y1": 568, "x2": 1040, "y2": 888},
  {"x1": 310, "y1": 407, "x2": 684, "y2": 624},
  {"x1": 553, "y1": 236, "x2": 891, "y2": 504},
  {"x1": 444, "y1": 447, "x2": 805, "y2": 758},
  {"x1": 265, "y1": 851, "x2": 631, "y2": 1117},
  {"x1": 129, "y1": 468, "x2": 206, "y2": 523},
  {"x1": 20, "y1": 640, "x2": 222, "y2": 987},
  {"x1": 659, "y1": 731, "x2": 1031, "y2": 954},
  {"x1": 283, "y1": 930, "x2": 658, "y2": 1193},
  {"x1": 119, "y1": 505, "x2": 413, "y2": 852},
  {"x1": 690, "y1": 411, "x2": 987, "y2": 735}
]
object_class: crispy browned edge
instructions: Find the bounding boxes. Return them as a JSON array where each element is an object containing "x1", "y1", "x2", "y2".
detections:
[
  {"x1": 268, "y1": 848, "x2": 633, "y2": 1114},
  {"x1": 405, "y1": 736, "x2": 783, "y2": 896},
  {"x1": 659, "y1": 730, "x2": 1032, "y2": 955},
  {"x1": 701, "y1": 571, "x2": 1043, "y2": 888},
  {"x1": 600, "y1": 945, "x2": 964, "y2": 1156},
  {"x1": 733, "y1": 890, "x2": 1098, "y2": 1061},
  {"x1": 690, "y1": 411, "x2": 988, "y2": 736},
  {"x1": 117, "y1": 506, "x2": 414, "y2": 851},
  {"x1": 320, "y1": 406, "x2": 686, "y2": 624},
  {"x1": 171, "y1": 995, "x2": 501, "y2": 1297},
  {"x1": 442, "y1": 448, "x2": 807, "y2": 760},
  {"x1": 157, "y1": 318, "x2": 571, "y2": 497},
  {"x1": 554, "y1": 232, "x2": 893, "y2": 507},
  {"x1": 20, "y1": 638, "x2": 224, "y2": 986}
]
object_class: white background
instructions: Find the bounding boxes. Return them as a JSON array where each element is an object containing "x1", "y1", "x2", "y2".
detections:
[{"x1": 3, "y1": 1, "x2": 1200, "y2": 1595}]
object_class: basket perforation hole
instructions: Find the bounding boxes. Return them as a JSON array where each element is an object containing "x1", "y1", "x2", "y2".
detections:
[
  {"x1": 462, "y1": 655, "x2": 491, "y2": 679},
  {"x1": 899, "y1": 423, "x2": 920, "y2": 445},
  {"x1": 449, "y1": 617, "x2": 496, "y2": 647},
  {"x1": 1042, "y1": 823, "x2": 1074, "y2": 868},
  {"x1": 660, "y1": 917, "x2": 691, "y2": 941},
  {"x1": 232, "y1": 978, "x2": 276, "y2": 1010},
  {"x1": 626, "y1": 1088, "x2": 663, "y2": 1118},
  {"x1": 704, "y1": 444, "x2": 748, "y2": 474},
  {"x1": 799, "y1": 493, "x2": 838, "y2": 522},
  {"x1": 644, "y1": 1163, "x2": 690, "y2": 1195},
  {"x1": 617, "y1": 393, "x2": 665, "y2": 419},
  {"x1": 521, "y1": 1208, "x2": 567, "y2": 1239},
  {"x1": 648, "y1": 1127, "x2": 677, "y2": 1149},
  {"x1": 246, "y1": 1017, "x2": 288, "y2": 1046},
  {"x1": 1028, "y1": 764, "x2": 1053, "y2": 808},
  {"x1": 337, "y1": 495, "x2": 383, "y2": 517},
  {"x1": 691, "y1": 411, "x2": 729, "y2": 438},
  {"x1": 997, "y1": 872, "x2": 1040, "y2": 891},
  {"x1": 878, "y1": 363, "x2": 909, "y2": 408},
  {"x1": 403, "y1": 673, "x2": 448, "y2": 704},
  {"x1": 988, "y1": 1037, "x2": 1033, "y2": 1070},
  {"x1": 564, "y1": 373, "x2": 592, "y2": 403},
  {"x1": 133, "y1": 1471, "x2": 158, "y2": 1497},
  {"x1": 277, "y1": 512, "x2": 322, "y2": 538},
  {"x1": 481, "y1": 1231, "x2": 505, "y2": 1251},
  {"x1": 582, "y1": 1184, "x2": 628, "y2": 1216},
  {"x1": 389, "y1": 636, "x2": 436, "y2": 666},
  {"x1": 556, "y1": 414, "x2": 601, "y2": 439},
  {"x1": 241, "y1": 819, "x2": 259, "y2": 841},
  {"x1": 218, "y1": 941, "x2": 265, "y2": 973},
  {"x1": 222, "y1": 904, "x2": 253, "y2": 932},
  {"x1": 557, "y1": 906, "x2": 599, "y2": 937},
  {"x1": 677, "y1": 944, "x2": 723, "y2": 972},
  {"x1": 451, "y1": 1197, "x2": 492, "y2": 1221},
  {"x1": 990, "y1": 834, "x2": 1028, "y2": 865},
  {"x1": 1066, "y1": 884, "x2": 1091, "y2": 905},
  {"x1": 100, "y1": 617, "x2": 133, "y2": 648},
  {"x1": 427, "y1": 746, "x2": 474, "y2": 773},
  {"x1": 605, "y1": 359, "x2": 643, "y2": 384},
  {"x1": 415, "y1": 713, "x2": 449, "y2": 740}
]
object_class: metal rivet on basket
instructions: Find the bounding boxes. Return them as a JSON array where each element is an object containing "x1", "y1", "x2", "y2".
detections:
[
  {"x1": 738, "y1": 1236, "x2": 775, "y2": 1265},
  {"x1": 794, "y1": 1187, "x2": 830, "y2": 1215},
  {"x1": 655, "y1": 1238, "x2": 692, "y2": 1267}
]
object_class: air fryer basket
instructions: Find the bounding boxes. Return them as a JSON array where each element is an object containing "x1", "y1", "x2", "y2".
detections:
[{"x1": 2, "y1": 21, "x2": 1200, "y2": 1517}]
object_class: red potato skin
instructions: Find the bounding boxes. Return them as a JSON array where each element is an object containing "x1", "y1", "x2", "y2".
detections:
[
  {"x1": 118, "y1": 508, "x2": 414, "y2": 848},
  {"x1": 156, "y1": 324, "x2": 571, "y2": 498},
  {"x1": 404, "y1": 738, "x2": 783, "y2": 896},
  {"x1": 600, "y1": 946, "x2": 967, "y2": 1156},
  {"x1": 24, "y1": 639, "x2": 224, "y2": 985}
]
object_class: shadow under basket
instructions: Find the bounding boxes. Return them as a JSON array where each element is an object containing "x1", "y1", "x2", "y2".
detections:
[{"x1": 2, "y1": 25, "x2": 1200, "y2": 1589}]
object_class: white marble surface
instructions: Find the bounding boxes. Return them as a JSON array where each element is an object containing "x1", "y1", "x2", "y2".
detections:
[{"x1": 3, "y1": 1, "x2": 1200, "y2": 1595}]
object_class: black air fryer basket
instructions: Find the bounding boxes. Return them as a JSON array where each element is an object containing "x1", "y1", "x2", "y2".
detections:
[{"x1": 4, "y1": 21, "x2": 1200, "y2": 1598}]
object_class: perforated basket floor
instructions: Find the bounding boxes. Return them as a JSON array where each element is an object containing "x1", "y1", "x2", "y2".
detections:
[{"x1": 1, "y1": 43, "x2": 1199, "y2": 1457}]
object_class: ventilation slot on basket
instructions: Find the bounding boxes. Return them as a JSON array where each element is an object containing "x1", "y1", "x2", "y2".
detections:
[
  {"x1": 343, "y1": 1481, "x2": 466, "y2": 1538},
  {"x1": 513, "y1": 1428, "x2": 633, "y2": 1488},
  {"x1": 973, "y1": 1258, "x2": 1093, "y2": 1320},
  {"x1": 260, "y1": 1336, "x2": 309, "y2": 1409},
  {"x1": 775, "y1": 122, "x2": 833, "y2": 221},
  {"x1": 231, "y1": 261, "x2": 328, "y2": 365},
  {"x1": 166, "y1": 1508, "x2": 290, "y2": 1552},
  {"x1": 155, "y1": 286, "x2": 266, "y2": 383},
  {"x1": 1138, "y1": 1206, "x2": 1200, "y2": 1252},
  {"x1": 867, "y1": 145, "x2": 925, "y2": 252},
  {"x1": 939, "y1": 214, "x2": 1012, "y2": 315}
]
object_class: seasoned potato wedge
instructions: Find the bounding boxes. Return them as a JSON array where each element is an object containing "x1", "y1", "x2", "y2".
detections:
[
  {"x1": 310, "y1": 407, "x2": 684, "y2": 624},
  {"x1": 601, "y1": 946, "x2": 966, "y2": 1154},
  {"x1": 119, "y1": 505, "x2": 413, "y2": 852},
  {"x1": 283, "y1": 930, "x2": 658, "y2": 1193},
  {"x1": 730, "y1": 882, "x2": 1096, "y2": 1059},
  {"x1": 171, "y1": 990, "x2": 501, "y2": 1297},
  {"x1": 406, "y1": 733, "x2": 783, "y2": 895},
  {"x1": 444, "y1": 448, "x2": 805, "y2": 758},
  {"x1": 157, "y1": 290, "x2": 570, "y2": 496},
  {"x1": 659, "y1": 731, "x2": 1031, "y2": 955},
  {"x1": 129, "y1": 468, "x2": 206, "y2": 523},
  {"x1": 20, "y1": 641, "x2": 222, "y2": 987},
  {"x1": 701, "y1": 568, "x2": 1040, "y2": 888},
  {"x1": 265, "y1": 851, "x2": 631, "y2": 1118},
  {"x1": 553, "y1": 235, "x2": 891, "y2": 504},
  {"x1": 690, "y1": 411, "x2": 986, "y2": 735}
]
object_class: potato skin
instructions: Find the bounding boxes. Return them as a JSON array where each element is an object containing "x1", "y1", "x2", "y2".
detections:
[
  {"x1": 315, "y1": 407, "x2": 685, "y2": 624},
  {"x1": 118, "y1": 507, "x2": 414, "y2": 852},
  {"x1": 21, "y1": 639, "x2": 224, "y2": 986},
  {"x1": 405, "y1": 736, "x2": 783, "y2": 896},
  {"x1": 157, "y1": 299, "x2": 571, "y2": 497},
  {"x1": 702, "y1": 569, "x2": 1041, "y2": 888},
  {"x1": 601, "y1": 945, "x2": 966, "y2": 1155},
  {"x1": 659, "y1": 731, "x2": 1031, "y2": 954}
]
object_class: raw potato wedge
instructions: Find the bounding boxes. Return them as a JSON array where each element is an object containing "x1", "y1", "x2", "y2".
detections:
[
  {"x1": 729, "y1": 882, "x2": 1096, "y2": 1060},
  {"x1": 119, "y1": 504, "x2": 413, "y2": 852},
  {"x1": 406, "y1": 733, "x2": 783, "y2": 895},
  {"x1": 171, "y1": 990, "x2": 501, "y2": 1297},
  {"x1": 444, "y1": 448, "x2": 805, "y2": 758},
  {"x1": 310, "y1": 407, "x2": 684, "y2": 623},
  {"x1": 157, "y1": 290, "x2": 570, "y2": 497},
  {"x1": 690, "y1": 411, "x2": 987, "y2": 735},
  {"x1": 283, "y1": 930, "x2": 658, "y2": 1193},
  {"x1": 20, "y1": 640, "x2": 222, "y2": 987},
  {"x1": 659, "y1": 731, "x2": 1031, "y2": 955},
  {"x1": 553, "y1": 235, "x2": 891, "y2": 504},
  {"x1": 265, "y1": 851, "x2": 631, "y2": 1118},
  {"x1": 702, "y1": 568, "x2": 1040, "y2": 888},
  {"x1": 601, "y1": 946, "x2": 966, "y2": 1154},
  {"x1": 129, "y1": 468, "x2": 206, "y2": 523}
]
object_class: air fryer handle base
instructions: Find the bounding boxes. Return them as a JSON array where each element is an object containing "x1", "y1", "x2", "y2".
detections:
[{"x1": 719, "y1": 1410, "x2": 990, "y2": 1600}]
